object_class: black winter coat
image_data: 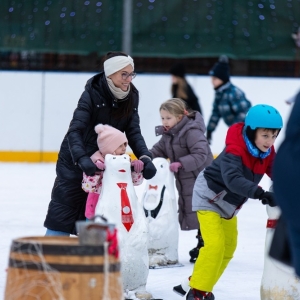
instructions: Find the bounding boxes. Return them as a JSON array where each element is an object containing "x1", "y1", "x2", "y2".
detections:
[
  {"x1": 44, "y1": 72, "x2": 151, "y2": 234},
  {"x1": 273, "y1": 91, "x2": 300, "y2": 275},
  {"x1": 172, "y1": 82, "x2": 202, "y2": 115}
]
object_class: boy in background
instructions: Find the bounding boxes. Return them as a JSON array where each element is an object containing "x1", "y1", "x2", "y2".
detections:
[{"x1": 206, "y1": 55, "x2": 251, "y2": 145}]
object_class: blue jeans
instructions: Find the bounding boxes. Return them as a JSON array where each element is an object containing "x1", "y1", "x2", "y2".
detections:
[{"x1": 45, "y1": 229, "x2": 70, "y2": 236}]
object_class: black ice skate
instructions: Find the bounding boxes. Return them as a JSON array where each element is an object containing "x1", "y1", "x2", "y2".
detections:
[
  {"x1": 186, "y1": 288, "x2": 215, "y2": 300},
  {"x1": 173, "y1": 284, "x2": 188, "y2": 296},
  {"x1": 173, "y1": 276, "x2": 191, "y2": 296},
  {"x1": 189, "y1": 229, "x2": 204, "y2": 263}
]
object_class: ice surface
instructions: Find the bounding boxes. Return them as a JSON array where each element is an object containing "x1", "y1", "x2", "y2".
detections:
[{"x1": 0, "y1": 162, "x2": 272, "y2": 299}]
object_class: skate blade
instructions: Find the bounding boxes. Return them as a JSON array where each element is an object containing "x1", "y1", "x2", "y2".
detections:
[
  {"x1": 149, "y1": 263, "x2": 184, "y2": 269},
  {"x1": 173, "y1": 286, "x2": 189, "y2": 297}
]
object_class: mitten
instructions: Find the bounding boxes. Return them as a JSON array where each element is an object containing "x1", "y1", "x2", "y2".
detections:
[
  {"x1": 206, "y1": 130, "x2": 212, "y2": 145},
  {"x1": 255, "y1": 187, "x2": 277, "y2": 207},
  {"x1": 95, "y1": 160, "x2": 105, "y2": 170},
  {"x1": 169, "y1": 162, "x2": 182, "y2": 173},
  {"x1": 260, "y1": 191, "x2": 277, "y2": 207},
  {"x1": 131, "y1": 159, "x2": 144, "y2": 173},
  {"x1": 140, "y1": 156, "x2": 157, "y2": 179},
  {"x1": 78, "y1": 156, "x2": 96, "y2": 176}
]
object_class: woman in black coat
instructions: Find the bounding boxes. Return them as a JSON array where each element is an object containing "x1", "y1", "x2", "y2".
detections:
[
  {"x1": 170, "y1": 62, "x2": 202, "y2": 115},
  {"x1": 44, "y1": 51, "x2": 156, "y2": 235}
]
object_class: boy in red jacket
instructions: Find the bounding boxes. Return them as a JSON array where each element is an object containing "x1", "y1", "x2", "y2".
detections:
[{"x1": 174, "y1": 104, "x2": 283, "y2": 300}]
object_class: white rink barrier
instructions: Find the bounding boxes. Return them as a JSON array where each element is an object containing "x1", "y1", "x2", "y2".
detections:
[
  {"x1": 260, "y1": 205, "x2": 300, "y2": 299},
  {"x1": 1, "y1": 71, "x2": 298, "y2": 162}
]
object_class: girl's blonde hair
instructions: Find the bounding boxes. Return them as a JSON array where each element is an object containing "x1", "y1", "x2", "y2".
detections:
[{"x1": 159, "y1": 98, "x2": 188, "y2": 117}]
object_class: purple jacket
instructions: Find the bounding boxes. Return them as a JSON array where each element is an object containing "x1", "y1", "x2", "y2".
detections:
[{"x1": 150, "y1": 112, "x2": 213, "y2": 230}]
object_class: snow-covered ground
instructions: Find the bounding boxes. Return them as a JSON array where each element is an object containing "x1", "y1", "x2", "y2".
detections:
[{"x1": 0, "y1": 162, "x2": 274, "y2": 300}]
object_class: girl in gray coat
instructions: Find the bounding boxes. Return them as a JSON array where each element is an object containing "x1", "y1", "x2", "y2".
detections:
[{"x1": 150, "y1": 98, "x2": 213, "y2": 260}]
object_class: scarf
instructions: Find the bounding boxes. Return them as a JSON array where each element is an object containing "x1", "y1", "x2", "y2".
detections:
[
  {"x1": 106, "y1": 77, "x2": 130, "y2": 100},
  {"x1": 243, "y1": 131, "x2": 271, "y2": 159}
]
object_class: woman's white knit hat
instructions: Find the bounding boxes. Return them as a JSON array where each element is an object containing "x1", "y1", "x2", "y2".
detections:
[{"x1": 104, "y1": 55, "x2": 134, "y2": 77}]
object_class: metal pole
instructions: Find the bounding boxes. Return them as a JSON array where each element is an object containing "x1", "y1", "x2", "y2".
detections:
[
  {"x1": 40, "y1": 72, "x2": 45, "y2": 162},
  {"x1": 122, "y1": 0, "x2": 132, "y2": 55}
]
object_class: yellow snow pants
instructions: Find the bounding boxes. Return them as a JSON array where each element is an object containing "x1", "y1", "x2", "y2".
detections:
[{"x1": 189, "y1": 211, "x2": 238, "y2": 292}]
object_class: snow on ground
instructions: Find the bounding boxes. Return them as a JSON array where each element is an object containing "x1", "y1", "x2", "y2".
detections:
[{"x1": 0, "y1": 163, "x2": 272, "y2": 300}]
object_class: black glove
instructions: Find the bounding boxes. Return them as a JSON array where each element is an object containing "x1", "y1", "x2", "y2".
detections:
[
  {"x1": 140, "y1": 156, "x2": 157, "y2": 180},
  {"x1": 259, "y1": 191, "x2": 277, "y2": 207},
  {"x1": 78, "y1": 156, "x2": 96, "y2": 176},
  {"x1": 206, "y1": 130, "x2": 212, "y2": 145}
]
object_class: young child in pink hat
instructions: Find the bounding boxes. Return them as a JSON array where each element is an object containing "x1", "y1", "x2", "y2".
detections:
[{"x1": 82, "y1": 124, "x2": 144, "y2": 219}]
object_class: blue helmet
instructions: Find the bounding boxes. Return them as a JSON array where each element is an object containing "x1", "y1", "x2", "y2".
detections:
[{"x1": 245, "y1": 104, "x2": 283, "y2": 130}]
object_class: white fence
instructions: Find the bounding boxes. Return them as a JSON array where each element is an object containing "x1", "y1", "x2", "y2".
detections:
[{"x1": 0, "y1": 70, "x2": 299, "y2": 161}]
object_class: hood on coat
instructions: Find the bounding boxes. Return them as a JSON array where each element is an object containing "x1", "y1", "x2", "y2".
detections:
[
  {"x1": 155, "y1": 111, "x2": 206, "y2": 136},
  {"x1": 225, "y1": 122, "x2": 246, "y2": 156},
  {"x1": 85, "y1": 72, "x2": 112, "y2": 106}
]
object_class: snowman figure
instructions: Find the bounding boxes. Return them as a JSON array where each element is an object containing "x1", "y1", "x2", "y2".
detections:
[
  {"x1": 95, "y1": 154, "x2": 152, "y2": 299},
  {"x1": 142, "y1": 157, "x2": 179, "y2": 268}
]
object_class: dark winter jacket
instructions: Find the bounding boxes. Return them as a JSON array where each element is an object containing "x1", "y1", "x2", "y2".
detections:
[
  {"x1": 44, "y1": 72, "x2": 152, "y2": 234},
  {"x1": 207, "y1": 82, "x2": 251, "y2": 133},
  {"x1": 172, "y1": 82, "x2": 202, "y2": 115},
  {"x1": 193, "y1": 122, "x2": 275, "y2": 219},
  {"x1": 273, "y1": 91, "x2": 300, "y2": 276},
  {"x1": 150, "y1": 112, "x2": 213, "y2": 230}
]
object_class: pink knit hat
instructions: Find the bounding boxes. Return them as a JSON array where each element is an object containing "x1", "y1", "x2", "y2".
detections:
[{"x1": 95, "y1": 124, "x2": 128, "y2": 156}]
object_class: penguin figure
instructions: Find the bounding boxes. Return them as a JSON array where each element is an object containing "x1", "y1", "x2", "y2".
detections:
[{"x1": 142, "y1": 157, "x2": 179, "y2": 267}]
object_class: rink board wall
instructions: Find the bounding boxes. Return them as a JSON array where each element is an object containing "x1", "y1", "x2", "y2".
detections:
[{"x1": 0, "y1": 71, "x2": 298, "y2": 162}]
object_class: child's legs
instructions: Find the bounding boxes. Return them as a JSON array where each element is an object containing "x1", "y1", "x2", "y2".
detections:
[
  {"x1": 85, "y1": 192, "x2": 100, "y2": 219},
  {"x1": 189, "y1": 211, "x2": 225, "y2": 292},
  {"x1": 215, "y1": 215, "x2": 238, "y2": 282},
  {"x1": 189, "y1": 211, "x2": 237, "y2": 292},
  {"x1": 45, "y1": 229, "x2": 70, "y2": 236}
]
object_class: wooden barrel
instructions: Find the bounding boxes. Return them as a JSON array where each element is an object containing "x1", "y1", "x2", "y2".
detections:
[{"x1": 4, "y1": 236, "x2": 123, "y2": 300}]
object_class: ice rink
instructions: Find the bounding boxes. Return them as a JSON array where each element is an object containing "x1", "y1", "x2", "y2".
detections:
[{"x1": 0, "y1": 162, "x2": 275, "y2": 300}]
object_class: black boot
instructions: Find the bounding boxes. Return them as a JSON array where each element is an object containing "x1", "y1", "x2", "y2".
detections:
[{"x1": 189, "y1": 229, "x2": 204, "y2": 263}]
